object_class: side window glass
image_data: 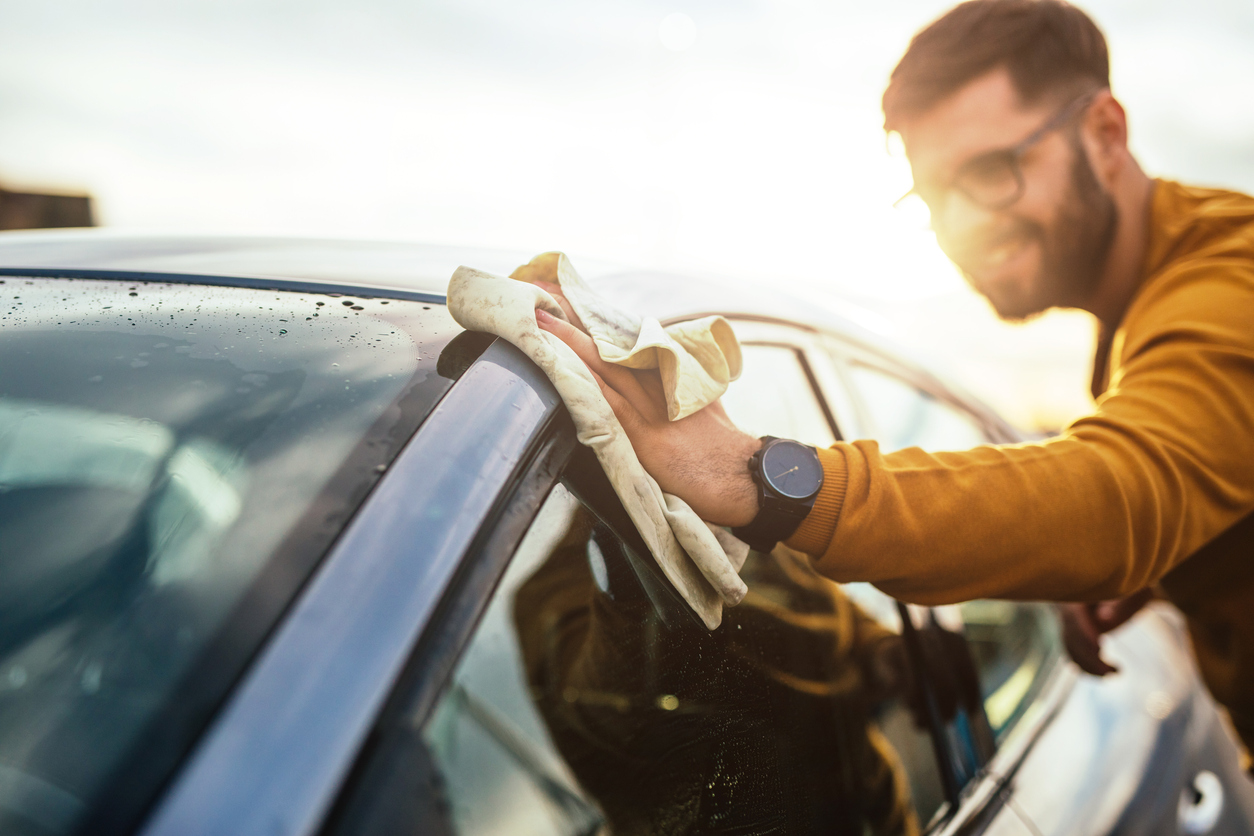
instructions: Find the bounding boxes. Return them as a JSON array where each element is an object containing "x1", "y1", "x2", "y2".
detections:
[
  {"x1": 421, "y1": 484, "x2": 603, "y2": 835},
  {"x1": 719, "y1": 344, "x2": 837, "y2": 446},
  {"x1": 843, "y1": 366, "x2": 1063, "y2": 740},
  {"x1": 333, "y1": 448, "x2": 967, "y2": 835},
  {"x1": 846, "y1": 363, "x2": 986, "y2": 452},
  {"x1": 958, "y1": 601, "x2": 1062, "y2": 740}
]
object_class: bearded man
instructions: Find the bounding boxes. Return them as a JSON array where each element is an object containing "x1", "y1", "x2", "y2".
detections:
[{"x1": 536, "y1": 0, "x2": 1254, "y2": 759}]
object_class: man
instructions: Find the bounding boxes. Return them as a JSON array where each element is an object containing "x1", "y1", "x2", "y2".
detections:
[{"x1": 536, "y1": 0, "x2": 1254, "y2": 755}]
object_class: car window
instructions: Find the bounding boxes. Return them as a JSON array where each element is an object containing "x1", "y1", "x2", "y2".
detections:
[
  {"x1": 837, "y1": 364, "x2": 1062, "y2": 743},
  {"x1": 0, "y1": 277, "x2": 460, "y2": 836},
  {"x1": 958, "y1": 601, "x2": 1061, "y2": 740},
  {"x1": 330, "y1": 443, "x2": 972, "y2": 835},
  {"x1": 719, "y1": 343, "x2": 837, "y2": 446},
  {"x1": 845, "y1": 363, "x2": 986, "y2": 453}
]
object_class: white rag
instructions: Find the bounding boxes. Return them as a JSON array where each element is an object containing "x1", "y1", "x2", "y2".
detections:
[{"x1": 446, "y1": 252, "x2": 750, "y2": 629}]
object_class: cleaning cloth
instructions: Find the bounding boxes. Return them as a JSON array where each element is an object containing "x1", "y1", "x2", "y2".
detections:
[{"x1": 446, "y1": 252, "x2": 750, "y2": 629}]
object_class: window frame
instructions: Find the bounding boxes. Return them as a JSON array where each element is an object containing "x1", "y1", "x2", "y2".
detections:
[
  {"x1": 139, "y1": 337, "x2": 567, "y2": 836},
  {"x1": 317, "y1": 410, "x2": 581, "y2": 836},
  {"x1": 824, "y1": 337, "x2": 1020, "y2": 447}
]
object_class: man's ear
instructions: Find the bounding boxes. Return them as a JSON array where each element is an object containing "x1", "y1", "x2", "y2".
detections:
[{"x1": 1082, "y1": 91, "x2": 1130, "y2": 186}]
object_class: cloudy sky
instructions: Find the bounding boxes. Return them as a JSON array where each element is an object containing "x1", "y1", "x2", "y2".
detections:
[{"x1": 2, "y1": 0, "x2": 1251, "y2": 428}]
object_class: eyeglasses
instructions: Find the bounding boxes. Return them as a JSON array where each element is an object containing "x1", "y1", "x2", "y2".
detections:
[{"x1": 896, "y1": 90, "x2": 1100, "y2": 215}]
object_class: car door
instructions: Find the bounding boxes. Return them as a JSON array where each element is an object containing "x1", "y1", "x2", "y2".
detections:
[{"x1": 310, "y1": 325, "x2": 1013, "y2": 836}]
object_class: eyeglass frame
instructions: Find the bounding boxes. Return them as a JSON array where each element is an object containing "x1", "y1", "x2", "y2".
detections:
[{"x1": 894, "y1": 89, "x2": 1102, "y2": 215}]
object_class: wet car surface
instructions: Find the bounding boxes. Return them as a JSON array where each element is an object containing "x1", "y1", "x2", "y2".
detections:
[{"x1": 0, "y1": 231, "x2": 1251, "y2": 836}]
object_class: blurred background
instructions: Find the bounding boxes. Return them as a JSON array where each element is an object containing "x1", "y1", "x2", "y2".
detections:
[{"x1": 1, "y1": 0, "x2": 1251, "y2": 432}]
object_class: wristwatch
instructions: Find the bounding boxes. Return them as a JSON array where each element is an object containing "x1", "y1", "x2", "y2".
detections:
[{"x1": 731, "y1": 436, "x2": 824, "y2": 552}]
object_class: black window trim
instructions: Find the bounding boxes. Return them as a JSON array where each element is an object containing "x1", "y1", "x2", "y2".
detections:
[
  {"x1": 317, "y1": 412, "x2": 579, "y2": 836},
  {"x1": 737, "y1": 339, "x2": 845, "y2": 442},
  {"x1": 137, "y1": 339, "x2": 565, "y2": 836},
  {"x1": 0, "y1": 266, "x2": 446, "y2": 305}
]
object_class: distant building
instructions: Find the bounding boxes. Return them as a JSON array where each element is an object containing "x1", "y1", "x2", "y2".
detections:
[{"x1": 0, "y1": 186, "x2": 95, "y2": 230}]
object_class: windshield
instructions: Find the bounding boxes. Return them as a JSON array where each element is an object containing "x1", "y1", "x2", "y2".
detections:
[{"x1": 0, "y1": 276, "x2": 460, "y2": 836}]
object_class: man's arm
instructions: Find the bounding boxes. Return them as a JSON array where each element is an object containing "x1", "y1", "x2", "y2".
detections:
[{"x1": 537, "y1": 262, "x2": 1254, "y2": 604}]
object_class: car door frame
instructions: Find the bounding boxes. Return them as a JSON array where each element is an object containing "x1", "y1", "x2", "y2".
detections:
[{"x1": 138, "y1": 338, "x2": 574, "y2": 836}]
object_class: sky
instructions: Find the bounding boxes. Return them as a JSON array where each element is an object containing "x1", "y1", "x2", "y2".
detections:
[{"x1": 2, "y1": 0, "x2": 1252, "y2": 430}]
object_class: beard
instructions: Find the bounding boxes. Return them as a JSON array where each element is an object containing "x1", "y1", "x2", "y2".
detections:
[{"x1": 959, "y1": 137, "x2": 1118, "y2": 322}]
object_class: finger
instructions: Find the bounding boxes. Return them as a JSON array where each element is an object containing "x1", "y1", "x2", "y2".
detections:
[
  {"x1": 534, "y1": 280, "x2": 585, "y2": 331},
  {"x1": 586, "y1": 366, "x2": 646, "y2": 433},
  {"x1": 1062, "y1": 617, "x2": 1118, "y2": 675},
  {"x1": 1095, "y1": 588, "x2": 1155, "y2": 631},
  {"x1": 536, "y1": 308, "x2": 661, "y2": 418},
  {"x1": 1063, "y1": 629, "x2": 1116, "y2": 674}
]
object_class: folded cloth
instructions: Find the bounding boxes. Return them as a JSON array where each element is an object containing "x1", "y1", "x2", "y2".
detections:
[{"x1": 447, "y1": 252, "x2": 750, "y2": 629}]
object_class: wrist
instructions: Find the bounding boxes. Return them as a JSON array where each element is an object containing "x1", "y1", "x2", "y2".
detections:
[
  {"x1": 724, "y1": 433, "x2": 764, "y2": 527},
  {"x1": 730, "y1": 437, "x2": 824, "y2": 550}
]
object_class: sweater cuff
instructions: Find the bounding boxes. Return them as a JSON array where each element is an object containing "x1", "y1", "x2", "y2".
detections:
[{"x1": 784, "y1": 445, "x2": 848, "y2": 557}]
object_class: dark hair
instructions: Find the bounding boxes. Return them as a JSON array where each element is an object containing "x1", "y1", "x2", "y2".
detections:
[{"x1": 882, "y1": 0, "x2": 1109, "y2": 131}]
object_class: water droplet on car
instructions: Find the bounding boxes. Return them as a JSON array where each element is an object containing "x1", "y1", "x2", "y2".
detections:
[{"x1": 81, "y1": 663, "x2": 103, "y2": 694}]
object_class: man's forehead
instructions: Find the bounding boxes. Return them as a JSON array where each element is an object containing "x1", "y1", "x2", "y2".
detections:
[{"x1": 898, "y1": 67, "x2": 1053, "y2": 181}]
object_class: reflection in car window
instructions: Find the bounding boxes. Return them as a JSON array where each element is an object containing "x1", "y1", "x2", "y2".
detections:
[
  {"x1": 846, "y1": 364, "x2": 985, "y2": 453},
  {"x1": 0, "y1": 277, "x2": 459, "y2": 835},
  {"x1": 719, "y1": 344, "x2": 837, "y2": 447},
  {"x1": 958, "y1": 601, "x2": 1061, "y2": 739},
  {"x1": 343, "y1": 450, "x2": 979, "y2": 835}
]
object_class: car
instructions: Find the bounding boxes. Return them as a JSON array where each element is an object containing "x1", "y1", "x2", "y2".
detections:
[{"x1": 0, "y1": 231, "x2": 1250, "y2": 836}]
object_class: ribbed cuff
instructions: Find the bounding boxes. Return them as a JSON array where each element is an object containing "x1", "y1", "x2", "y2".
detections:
[{"x1": 784, "y1": 445, "x2": 848, "y2": 557}]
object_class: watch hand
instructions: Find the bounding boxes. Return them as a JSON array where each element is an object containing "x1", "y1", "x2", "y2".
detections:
[{"x1": 771, "y1": 465, "x2": 799, "y2": 480}]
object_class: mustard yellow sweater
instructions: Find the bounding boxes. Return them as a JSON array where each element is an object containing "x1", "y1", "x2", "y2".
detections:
[{"x1": 786, "y1": 180, "x2": 1254, "y2": 743}]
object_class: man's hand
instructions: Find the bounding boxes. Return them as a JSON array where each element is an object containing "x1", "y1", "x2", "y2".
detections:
[
  {"x1": 1059, "y1": 588, "x2": 1155, "y2": 676},
  {"x1": 534, "y1": 305, "x2": 761, "y2": 527}
]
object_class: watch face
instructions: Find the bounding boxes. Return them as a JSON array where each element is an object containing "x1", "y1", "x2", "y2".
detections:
[{"x1": 760, "y1": 441, "x2": 823, "y2": 500}]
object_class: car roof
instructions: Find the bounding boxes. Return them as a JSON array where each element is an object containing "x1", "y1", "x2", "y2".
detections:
[
  {"x1": 0, "y1": 229, "x2": 1010, "y2": 433},
  {"x1": 0, "y1": 230, "x2": 888, "y2": 340}
]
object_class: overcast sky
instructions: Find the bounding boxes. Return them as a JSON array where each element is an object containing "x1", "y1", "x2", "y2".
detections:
[{"x1": 2, "y1": 0, "x2": 1251, "y2": 428}]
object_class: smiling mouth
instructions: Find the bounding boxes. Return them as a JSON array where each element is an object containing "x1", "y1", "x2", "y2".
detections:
[
  {"x1": 983, "y1": 236, "x2": 1025, "y2": 269},
  {"x1": 964, "y1": 228, "x2": 1033, "y2": 278}
]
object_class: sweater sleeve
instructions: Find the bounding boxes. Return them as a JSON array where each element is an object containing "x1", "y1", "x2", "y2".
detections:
[{"x1": 788, "y1": 259, "x2": 1254, "y2": 605}]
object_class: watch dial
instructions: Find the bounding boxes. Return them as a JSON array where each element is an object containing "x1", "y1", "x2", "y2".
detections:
[{"x1": 761, "y1": 441, "x2": 823, "y2": 500}]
